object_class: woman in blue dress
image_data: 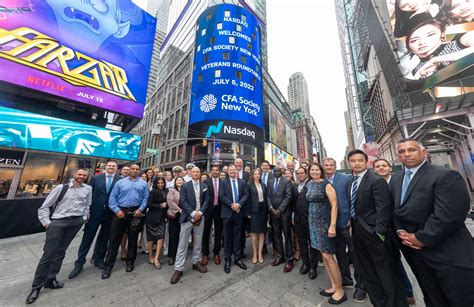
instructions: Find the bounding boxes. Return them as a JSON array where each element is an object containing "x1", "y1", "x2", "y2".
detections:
[{"x1": 306, "y1": 163, "x2": 346, "y2": 305}]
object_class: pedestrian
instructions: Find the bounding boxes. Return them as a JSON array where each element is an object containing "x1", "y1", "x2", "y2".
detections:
[
  {"x1": 120, "y1": 165, "x2": 130, "y2": 177},
  {"x1": 292, "y1": 167, "x2": 318, "y2": 280},
  {"x1": 166, "y1": 176, "x2": 184, "y2": 266},
  {"x1": 347, "y1": 150, "x2": 407, "y2": 307},
  {"x1": 167, "y1": 165, "x2": 183, "y2": 188},
  {"x1": 247, "y1": 168, "x2": 268, "y2": 264},
  {"x1": 201, "y1": 164, "x2": 224, "y2": 266},
  {"x1": 69, "y1": 160, "x2": 121, "y2": 279},
  {"x1": 145, "y1": 176, "x2": 168, "y2": 269},
  {"x1": 390, "y1": 139, "x2": 474, "y2": 307},
  {"x1": 201, "y1": 172, "x2": 209, "y2": 182},
  {"x1": 170, "y1": 167, "x2": 209, "y2": 284},
  {"x1": 26, "y1": 168, "x2": 92, "y2": 304},
  {"x1": 222, "y1": 165, "x2": 229, "y2": 176},
  {"x1": 219, "y1": 171, "x2": 227, "y2": 180},
  {"x1": 260, "y1": 160, "x2": 274, "y2": 186},
  {"x1": 183, "y1": 163, "x2": 195, "y2": 182},
  {"x1": 244, "y1": 164, "x2": 252, "y2": 175},
  {"x1": 219, "y1": 164, "x2": 249, "y2": 273},
  {"x1": 307, "y1": 163, "x2": 347, "y2": 305},
  {"x1": 101, "y1": 164, "x2": 149, "y2": 279}
]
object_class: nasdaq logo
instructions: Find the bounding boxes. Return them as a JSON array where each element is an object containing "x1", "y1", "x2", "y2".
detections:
[
  {"x1": 206, "y1": 121, "x2": 224, "y2": 138},
  {"x1": 206, "y1": 121, "x2": 256, "y2": 140}
]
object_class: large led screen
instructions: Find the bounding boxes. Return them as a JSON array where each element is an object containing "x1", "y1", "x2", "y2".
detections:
[
  {"x1": 385, "y1": 0, "x2": 473, "y2": 91},
  {"x1": 0, "y1": 106, "x2": 141, "y2": 160},
  {"x1": 189, "y1": 4, "x2": 263, "y2": 145},
  {"x1": 0, "y1": 1, "x2": 156, "y2": 118}
]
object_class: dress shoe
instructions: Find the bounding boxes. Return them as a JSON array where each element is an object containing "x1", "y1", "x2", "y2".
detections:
[
  {"x1": 170, "y1": 270, "x2": 182, "y2": 284},
  {"x1": 68, "y1": 265, "x2": 83, "y2": 279},
  {"x1": 271, "y1": 258, "x2": 284, "y2": 266},
  {"x1": 234, "y1": 260, "x2": 247, "y2": 270},
  {"x1": 101, "y1": 270, "x2": 111, "y2": 279},
  {"x1": 319, "y1": 289, "x2": 335, "y2": 297},
  {"x1": 168, "y1": 258, "x2": 175, "y2": 266},
  {"x1": 406, "y1": 297, "x2": 416, "y2": 305},
  {"x1": 352, "y1": 289, "x2": 367, "y2": 303},
  {"x1": 342, "y1": 280, "x2": 354, "y2": 288},
  {"x1": 126, "y1": 264, "x2": 134, "y2": 272},
  {"x1": 94, "y1": 261, "x2": 105, "y2": 270},
  {"x1": 308, "y1": 268, "x2": 317, "y2": 280},
  {"x1": 328, "y1": 293, "x2": 348, "y2": 305},
  {"x1": 299, "y1": 264, "x2": 310, "y2": 275},
  {"x1": 283, "y1": 260, "x2": 294, "y2": 273},
  {"x1": 202, "y1": 255, "x2": 209, "y2": 266},
  {"x1": 224, "y1": 261, "x2": 231, "y2": 273},
  {"x1": 214, "y1": 255, "x2": 221, "y2": 265},
  {"x1": 241, "y1": 253, "x2": 247, "y2": 259},
  {"x1": 192, "y1": 262, "x2": 208, "y2": 273},
  {"x1": 44, "y1": 278, "x2": 64, "y2": 289},
  {"x1": 26, "y1": 288, "x2": 41, "y2": 304}
]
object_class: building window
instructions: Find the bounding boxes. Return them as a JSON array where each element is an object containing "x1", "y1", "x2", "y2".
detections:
[
  {"x1": 240, "y1": 55, "x2": 247, "y2": 64},
  {"x1": 196, "y1": 24, "x2": 199, "y2": 31},
  {"x1": 198, "y1": 74, "x2": 203, "y2": 82},
  {"x1": 201, "y1": 28, "x2": 206, "y2": 36},
  {"x1": 236, "y1": 24, "x2": 242, "y2": 32},
  {"x1": 217, "y1": 23, "x2": 222, "y2": 30},
  {"x1": 210, "y1": 36, "x2": 216, "y2": 44},
  {"x1": 252, "y1": 77, "x2": 256, "y2": 85},
  {"x1": 171, "y1": 147, "x2": 177, "y2": 161},
  {"x1": 236, "y1": 71, "x2": 242, "y2": 80},
  {"x1": 215, "y1": 70, "x2": 221, "y2": 77},
  {"x1": 229, "y1": 36, "x2": 235, "y2": 44},
  {"x1": 224, "y1": 10, "x2": 230, "y2": 17},
  {"x1": 204, "y1": 54, "x2": 209, "y2": 64},
  {"x1": 252, "y1": 33, "x2": 256, "y2": 41},
  {"x1": 247, "y1": 42, "x2": 252, "y2": 51},
  {"x1": 223, "y1": 52, "x2": 230, "y2": 60},
  {"x1": 196, "y1": 44, "x2": 200, "y2": 52},
  {"x1": 206, "y1": 14, "x2": 212, "y2": 21}
]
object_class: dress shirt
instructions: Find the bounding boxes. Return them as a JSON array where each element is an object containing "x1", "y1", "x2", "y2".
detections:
[
  {"x1": 238, "y1": 170, "x2": 243, "y2": 179},
  {"x1": 386, "y1": 175, "x2": 392, "y2": 184},
  {"x1": 38, "y1": 182, "x2": 92, "y2": 226},
  {"x1": 166, "y1": 179, "x2": 175, "y2": 189},
  {"x1": 230, "y1": 178, "x2": 239, "y2": 203},
  {"x1": 255, "y1": 182, "x2": 264, "y2": 202},
  {"x1": 327, "y1": 174, "x2": 335, "y2": 184},
  {"x1": 297, "y1": 179, "x2": 308, "y2": 193},
  {"x1": 105, "y1": 173, "x2": 114, "y2": 193},
  {"x1": 405, "y1": 160, "x2": 426, "y2": 178},
  {"x1": 262, "y1": 172, "x2": 269, "y2": 185},
  {"x1": 183, "y1": 175, "x2": 192, "y2": 182},
  {"x1": 109, "y1": 177, "x2": 149, "y2": 213},
  {"x1": 352, "y1": 169, "x2": 368, "y2": 192}
]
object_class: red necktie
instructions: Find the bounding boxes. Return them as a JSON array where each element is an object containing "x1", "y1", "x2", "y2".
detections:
[{"x1": 213, "y1": 179, "x2": 218, "y2": 206}]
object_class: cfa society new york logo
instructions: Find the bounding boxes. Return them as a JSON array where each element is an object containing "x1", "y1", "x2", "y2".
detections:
[{"x1": 200, "y1": 94, "x2": 217, "y2": 113}]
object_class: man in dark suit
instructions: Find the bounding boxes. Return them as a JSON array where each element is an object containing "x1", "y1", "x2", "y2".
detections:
[
  {"x1": 234, "y1": 158, "x2": 250, "y2": 259},
  {"x1": 390, "y1": 139, "x2": 474, "y2": 307},
  {"x1": 170, "y1": 167, "x2": 210, "y2": 284},
  {"x1": 267, "y1": 166, "x2": 294, "y2": 272},
  {"x1": 260, "y1": 160, "x2": 274, "y2": 186},
  {"x1": 219, "y1": 163, "x2": 249, "y2": 273},
  {"x1": 201, "y1": 164, "x2": 224, "y2": 266},
  {"x1": 68, "y1": 159, "x2": 121, "y2": 279},
  {"x1": 347, "y1": 150, "x2": 407, "y2": 307},
  {"x1": 234, "y1": 158, "x2": 250, "y2": 181}
]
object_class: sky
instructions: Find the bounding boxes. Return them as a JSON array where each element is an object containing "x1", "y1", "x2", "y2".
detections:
[{"x1": 266, "y1": 0, "x2": 349, "y2": 164}]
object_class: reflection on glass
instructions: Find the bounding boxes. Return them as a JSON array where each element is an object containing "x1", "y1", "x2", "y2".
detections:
[
  {"x1": 62, "y1": 157, "x2": 95, "y2": 185},
  {"x1": 0, "y1": 169, "x2": 16, "y2": 199}
]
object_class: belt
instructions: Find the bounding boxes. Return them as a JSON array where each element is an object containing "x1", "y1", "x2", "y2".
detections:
[
  {"x1": 119, "y1": 206, "x2": 139, "y2": 211},
  {"x1": 52, "y1": 215, "x2": 83, "y2": 220}
]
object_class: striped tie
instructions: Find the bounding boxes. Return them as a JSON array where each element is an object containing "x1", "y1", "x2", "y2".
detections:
[{"x1": 350, "y1": 176, "x2": 359, "y2": 219}]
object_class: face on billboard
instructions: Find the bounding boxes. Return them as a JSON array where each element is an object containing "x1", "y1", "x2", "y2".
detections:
[
  {"x1": 0, "y1": 0, "x2": 156, "y2": 118},
  {"x1": 386, "y1": 0, "x2": 474, "y2": 91},
  {"x1": 0, "y1": 106, "x2": 141, "y2": 160}
]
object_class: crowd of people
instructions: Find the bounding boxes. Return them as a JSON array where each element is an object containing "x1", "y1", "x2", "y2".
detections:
[{"x1": 26, "y1": 139, "x2": 473, "y2": 306}]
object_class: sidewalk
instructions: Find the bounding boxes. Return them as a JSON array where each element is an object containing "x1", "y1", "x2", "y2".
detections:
[{"x1": 0, "y1": 230, "x2": 428, "y2": 306}]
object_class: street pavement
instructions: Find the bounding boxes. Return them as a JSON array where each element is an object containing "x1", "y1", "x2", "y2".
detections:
[{"x1": 0, "y1": 228, "x2": 439, "y2": 307}]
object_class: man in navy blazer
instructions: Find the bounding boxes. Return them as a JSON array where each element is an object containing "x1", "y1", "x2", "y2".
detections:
[
  {"x1": 219, "y1": 164, "x2": 249, "y2": 273},
  {"x1": 170, "y1": 167, "x2": 210, "y2": 284},
  {"x1": 69, "y1": 159, "x2": 122, "y2": 279}
]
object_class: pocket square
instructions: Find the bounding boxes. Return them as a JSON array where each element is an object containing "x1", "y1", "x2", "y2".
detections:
[{"x1": 203, "y1": 188, "x2": 208, "y2": 192}]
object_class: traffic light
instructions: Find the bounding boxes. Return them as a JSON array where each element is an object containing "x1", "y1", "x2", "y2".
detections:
[{"x1": 203, "y1": 139, "x2": 208, "y2": 146}]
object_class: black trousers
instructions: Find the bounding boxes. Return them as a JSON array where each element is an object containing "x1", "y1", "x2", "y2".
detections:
[
  {"x1": 167, "y1": 213, "x2": 181, "y2": 260},
  {"x1": 294, "y1": 220, "x2": 318, "y2": 268},
  {"x1": 400, "y1": 243, "x2": 474, "y2": 307},
  {"x1": 104, "y1": 207, "x2": 142, "y2": 271},
  {"x1": 32, "y1": 217, "x2": 84, "y2": 289},
  {"x1": 335, "y1": 226, "x2": 365, "y2": 289},
  {"x1": 75, "y1": 207, "x2": 112, "y2": 267},
  {"x1": 271, "y1": 211, "x2": 293, "y2": 261},
  {"x1": 352, "y1": 221, "x2": 407, "y2": 307},
  {"x1": 223, "y1": 213, "x2": 243, "y2": 262},
  {"x1": 202, "y1": 205, "x2": 223, "y2": 256}
]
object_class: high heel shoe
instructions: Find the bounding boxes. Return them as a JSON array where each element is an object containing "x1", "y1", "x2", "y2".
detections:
[{"x1": 252, "y1": 256, "x2": 258, "y2": 264}]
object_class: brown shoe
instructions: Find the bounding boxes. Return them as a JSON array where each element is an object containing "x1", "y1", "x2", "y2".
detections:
[
  {"x1": 170, "y1": 270, "x2": 182, "y2": 284},
  {"x1": 271, "y1": 257, "x2": 284, "y2": 266},
  {"x1": 214, "y1": 255, "x2": 221, "y2": 265},
  {"x1": 202, "y1": 255, "x2": 208, "y2": 266},
  {"x1": 192, "y1": 262, "x2": 208, "y2": 273},
  {"x1": 283, "y1": 260, "x2": 294, "y2": 273}
]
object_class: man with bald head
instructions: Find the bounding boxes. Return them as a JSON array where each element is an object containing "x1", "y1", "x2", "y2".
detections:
[{"x1": 234, "y1": 158, "x2": 250, "y2": 181}]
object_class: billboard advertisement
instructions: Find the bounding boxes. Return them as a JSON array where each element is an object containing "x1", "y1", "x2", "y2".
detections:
[
  {"x1": 264, "y1": 142, "x2": 293, "y2": 167},
  {"x1": 189, "y1": 4, "x2": 263, "y2": 145},
  {"x1": 0, "y1": 106, "x2": 141, "y2": 160},
  {"x1": 0, "y1": 1, "x2": 156, "y2": 118},
  {"x1": 269, "y1": 104, "x2": 291, "y2": 151},
  {"x1": 385, "y1": 0, "x2": 473, "y2": 93}
]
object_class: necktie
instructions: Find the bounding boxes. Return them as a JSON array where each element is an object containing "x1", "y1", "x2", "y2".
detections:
[
  {"x1": 213, "y1": 179, "x2": 218, "y2": 206},
  {"x1": 237, "y1": 172, "x2": 240, "y2": 179},
  {"x1": 263, "y1": 173, "x2": 267, "y2": 184},
  {"x1": 400, "y1": 170, "x2": 413, "y2": 205},
  {"x1": 106, "y1": 176, "x2": 112, "y2": 193},
  {"x1": 273, "y1": 178, "x2": 279, "y2": 192},
  {"x1": 350, "y1": 176, "x2": 359, "y2": 219},
  {"x1": 194, "y1": 182, "x2": 200, "y2": 210},
  {"x1": 232, "y1": 179, "x2": 239, "y2": 203}
]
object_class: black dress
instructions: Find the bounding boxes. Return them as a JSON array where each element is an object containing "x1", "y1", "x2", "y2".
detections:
[
  {"x1": 145, "y1": 188, "x2": 168, "y2": 241},
  {"x1": 248, "y1": 182, "x2": 268, "y2": 234}
]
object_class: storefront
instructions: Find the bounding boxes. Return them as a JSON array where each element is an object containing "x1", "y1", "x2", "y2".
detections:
[{"x1": 190, "y1": 141, "x2": 258, "y2": 171}]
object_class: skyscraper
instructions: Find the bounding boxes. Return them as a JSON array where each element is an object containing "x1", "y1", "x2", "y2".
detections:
[{"x1": 287, "y1": 72, "x2": 310, "y2": 115}]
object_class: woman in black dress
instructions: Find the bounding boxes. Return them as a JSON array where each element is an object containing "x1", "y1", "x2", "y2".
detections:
[
  {"x1": 247, "y1": 168, "x2": 268, "y2": 264},
  {"x1": 146, "y1": 176, "x2": 168, "y2": 269}
]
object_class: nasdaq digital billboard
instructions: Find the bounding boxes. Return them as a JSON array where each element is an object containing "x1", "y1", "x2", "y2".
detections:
[
  {"x1": 0, "y1": 106, "x2": 141, "y2": 160},
  {"x1": 189, "y1": 4, "x2": 263, "y2": 145},
  {"x1": 0, "y1": 0, "x2": 156, "y2": 118}
]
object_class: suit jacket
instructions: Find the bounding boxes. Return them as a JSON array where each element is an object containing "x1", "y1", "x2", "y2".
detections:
[
  {"x1": 292, "y1": 181, "x2": 309, "y2": 224},
  {"x1": 89, "y1": 173, "x2": 122, "y2": 214},
  {"x1": 261, "y1": 171, "x2": 274, "y2": 186},
  {"x1": 390, "y1": 163, "x2": 474, "y2": 268},
  {"x1": 267, "y1": 176, "x2": 292, "y2": 214},
  {"x1": 247, "y1": 182, "x2": 268, "y2": 215},
  {"x1": 179, "y1": 180, "x2": 210, "y2": 223},
  {"x1": 219, "y1": 177, "x2": 249, "y2": 219},
  {"x1": 205, "y1": 177, "x2": 224, "y2": 217},
  {"x1": 331, "y1": 172, "x2": 352, "y2": 228},
  {"x1": 238, "y1": 170, "x2": 250, "y2": 182},
  {"x1": 348, "y1": 171, "x2": 393, "y2": 237}
]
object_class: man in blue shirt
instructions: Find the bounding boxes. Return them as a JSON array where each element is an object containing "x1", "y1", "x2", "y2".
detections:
[{"x1": 101, "y1": 164, "x2": 149, "y2": 279}]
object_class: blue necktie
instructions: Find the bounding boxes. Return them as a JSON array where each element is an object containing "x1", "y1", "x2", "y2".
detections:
[
  {"x1": 400, "y1": 170, "x2": 412, "y2": 205},
  {"x1": 350, "y1": 176, "x2": 359, "y2": 219},
  {"x1": 232, "y1": 179, "x2": 239, "y2": 203},
  {"x1": 263, "y1": 173, "x2": 267, "y2": 184},
  {"x1": 106, "y1": 176, "x2": 112, "y2": 193},
  {"x1": 273, "y1": 178, "x2": 279, "y2": 192}
]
